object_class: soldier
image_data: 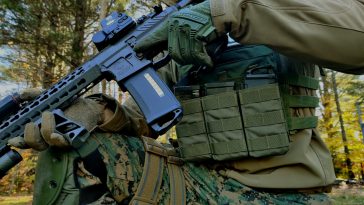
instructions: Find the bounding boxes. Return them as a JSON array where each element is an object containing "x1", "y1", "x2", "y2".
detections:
[
  {"x1": 133, "y1": 0, "x2": 364, "y2": 194},
  {"x1": 9, "y1": 0, "x2": 364, "y2": 204},
  {"x1": 9, "y1": 91, "x2": 333, "y2": 205}
]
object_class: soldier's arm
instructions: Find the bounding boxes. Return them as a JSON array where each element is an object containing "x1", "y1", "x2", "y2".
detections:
[{"x1": 211, "y1": 0, "x2": 364, "y2": 73}]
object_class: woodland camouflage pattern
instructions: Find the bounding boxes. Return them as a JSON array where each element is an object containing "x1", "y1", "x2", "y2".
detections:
[{"x1": 76, "y1": 132, "x2": 333, "y2": 204}]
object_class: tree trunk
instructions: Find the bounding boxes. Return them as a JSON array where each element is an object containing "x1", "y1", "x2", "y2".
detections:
[
  {"x1": 320, "y1": 68, "x2": 339, "y2": 169},
  {"x1": 70, "y1": 0, "x2": 87, "y2": 67},
  {"x1": 320, "y1": 68, "x2": 335, "y2": 138},
  {"x1": 332, "y1": 71, "x2": 355, "y2": 179},
  {"x1": 92, "y1": 0, "x2": 110, "y2": 94},
  {"x1": 33, "y1": 4, "x2": 43, "y2": 88},
  {"x1": 42, "y1": 0, "x2": 61, "y2": 88}
]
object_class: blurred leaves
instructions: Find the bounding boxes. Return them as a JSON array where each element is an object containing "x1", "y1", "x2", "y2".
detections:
[
  {"x1": 0, "y1": 149, "x2": 37, "y2": 195},
  {"x1": 319, "y1": 71, "x2": 364, "y2": 179}
]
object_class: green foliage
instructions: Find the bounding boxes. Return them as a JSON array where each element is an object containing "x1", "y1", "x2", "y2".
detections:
[
  {"x1": 329, "y1": 185, "x2": 364, "y2": 205},
  {"x1": 319, "y1": 72, "x2": 364, "y2": 179},
  {"x1": 0, "y1": 0, "x2": 163, "y2": 88},
  {"x1": 330, "y1": 194, "x2": 364, "y2": 204},
  {"x1": 0, "y1": 195, "x2": 32, "y2": 205},
  {"x1": 125, "y1": 0, "x2": 163, "y2": 16},
  {"x1": 0, "y1": 0, "x2": 100, "y2": 88}
]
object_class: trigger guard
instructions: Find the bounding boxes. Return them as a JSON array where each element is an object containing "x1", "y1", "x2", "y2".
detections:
[{"x1": 152, "y1": 54, "x2": 172, "y2": 70}]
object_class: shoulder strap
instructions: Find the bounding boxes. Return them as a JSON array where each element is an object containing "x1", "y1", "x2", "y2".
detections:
[
  {"x1": 167, "y1": 149, "x2": 186, "y2": 205},
  {"x1": 130, "y1": 137, "x2": 186, "y2": 205}
]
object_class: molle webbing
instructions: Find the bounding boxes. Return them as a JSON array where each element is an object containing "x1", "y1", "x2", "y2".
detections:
[
  {"x1": 279, "y1": 72, "x2": 320, "y2": 130},
  {"x1": 187, "y1": 44, "x2": 320, "y2": 131},
  {"x1": 176, "y1": 83, "x2": 290, "y2": 161},
  {"x1": 280, "y1": 73, "x2": 319, "y2": 90},
  {"x1": 239, "y1": 84, "x2": 289, "y2": 157},
  {"x1": 130, "y1": 137, "x2": 185, "y2": 205},
  {"x1": 175, "y1": 44, "x2": 320, "y2": 162}
]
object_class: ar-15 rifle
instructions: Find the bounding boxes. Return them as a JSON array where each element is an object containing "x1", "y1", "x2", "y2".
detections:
[{"x1": 0, "y1": 0, "x2": 223, "y2": 179}]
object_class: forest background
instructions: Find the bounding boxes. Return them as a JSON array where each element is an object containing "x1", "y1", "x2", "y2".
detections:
[{"x1": 1, "y1": 0, "x2": 364, "y2": 196}]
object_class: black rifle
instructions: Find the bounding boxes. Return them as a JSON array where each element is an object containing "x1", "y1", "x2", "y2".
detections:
[{"x1": 0, "y1": 0, "x2": 198, "y2": 179}]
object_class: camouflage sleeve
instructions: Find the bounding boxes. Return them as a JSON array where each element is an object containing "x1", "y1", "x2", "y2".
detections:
[
  {"x1": 182, "y1": 163, "x2": 333, "y2": 205},
  {"x1": 89, "y1": 132, "x2": 333, "y2": 205}
]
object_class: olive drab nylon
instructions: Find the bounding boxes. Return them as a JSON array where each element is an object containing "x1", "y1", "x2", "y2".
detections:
[
  {"x1": 32, "y1": 136, "x2": 102, "y2": 205},
  {"x1": 276, "y1": 55, "x2": 320, "y2": 131},
  {"x1": 175, "y1": 44, "x2": 320, "y2": 162},
  {"x1": 33, "y1": 148, "x2": 73, "y2": 205}
]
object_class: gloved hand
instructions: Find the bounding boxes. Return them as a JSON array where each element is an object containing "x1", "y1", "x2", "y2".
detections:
[
  {"x1": 8, "y1": 91, "x2": 128, "y2": 151},
  {"x1": 134, "y1": 0, "x2": 218, "y2": 67}
]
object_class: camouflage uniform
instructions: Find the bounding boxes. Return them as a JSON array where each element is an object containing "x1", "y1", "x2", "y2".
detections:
[{"x1": 69, "y1": 132, "x2": 332, "y2": 204}]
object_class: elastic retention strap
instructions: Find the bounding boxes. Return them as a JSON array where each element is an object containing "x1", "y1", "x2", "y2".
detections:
[
  {"x1": 183, "y1": 100, "x2": 203, "y2": 115},
  {"x1": 243, "y1": 110, "x2": 285, "y2": 127},
  {"x1": 281, "y1": 73, "x2": 319, "y2": 90},
  {"x1": 130, "y1": 137, "x2": 186, "y2": 205},
  {"x1": 181, "y1": 142, "x2": 211, "y2": 158},
  {"x1": 239, "y1": 84, "x2": 281, "y2": 105},
  {"x1": 176, "y1": 122, "x2": 206, "y2": 137},
  {"x1": 207, "y1": 117, "x2": 242, "y2": 133},
  {"x1": 284, "y1": 95, "x2": 319, "y2": 108},
  {"x1": 287, "y1": 116, "x2": 318, "y2": 130},
  {"x1": 211, "y1": 139, "x2": 247, "y2": 154}
]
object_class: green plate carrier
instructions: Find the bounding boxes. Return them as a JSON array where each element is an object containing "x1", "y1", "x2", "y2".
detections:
[{"x1": 175, "y1": 45, "x2": 319, "y2": 162}]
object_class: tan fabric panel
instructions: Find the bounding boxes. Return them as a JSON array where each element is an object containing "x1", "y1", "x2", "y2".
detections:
[
  {"x1": 210, "y1": 0, "x2": 364, "y2": 72},
  {"x1": 220, "y1": 128, "x2": 336, "y2": 189}
]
